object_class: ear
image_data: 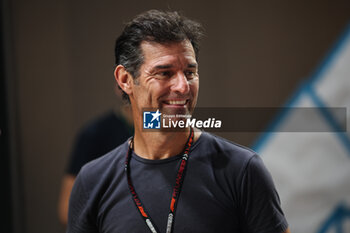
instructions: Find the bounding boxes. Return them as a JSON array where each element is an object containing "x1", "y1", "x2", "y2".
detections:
[{"x1": 114, "y1": 65, "x2": 133, "y2": 95}]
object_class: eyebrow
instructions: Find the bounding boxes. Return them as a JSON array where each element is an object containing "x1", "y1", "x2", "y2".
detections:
[
  {"x1": 188, "y1": 63, "x2": 198, "y2": 68},
  {"x1": 154, "y1": 65, "x2": 173, "y2": 69},
  {"x1": 153, "y1": 63, "x2": 198, "y2": 70}
]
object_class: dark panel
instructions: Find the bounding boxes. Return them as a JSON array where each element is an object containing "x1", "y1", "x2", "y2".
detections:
[{"x1": 0, "y1": 0, "x2": 13, "y2": 232}]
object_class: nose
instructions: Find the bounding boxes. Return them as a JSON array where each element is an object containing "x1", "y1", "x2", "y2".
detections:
[{"x1": 170, "y1": 71, "x2": 190, "y2": 94}]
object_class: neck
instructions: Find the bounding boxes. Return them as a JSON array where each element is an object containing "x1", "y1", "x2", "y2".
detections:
[{"x1": 133, "y1": 128, "x2": 200, "y2": 160}]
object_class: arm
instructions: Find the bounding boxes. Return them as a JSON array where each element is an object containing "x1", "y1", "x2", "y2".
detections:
[
  {"x1": 239, "y1": 155, "x2": 289, "y2": 232},
  {"x1": 58, "y1": 174, "x2": 76, "y2": 226},
  {"x1": 66, "y1": 170, "x2": 97, "y2": 233}
]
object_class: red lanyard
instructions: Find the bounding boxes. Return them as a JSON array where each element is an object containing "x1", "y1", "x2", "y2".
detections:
[{"x1": 125, "y1": 128, "x2": 194, "y2": 233}]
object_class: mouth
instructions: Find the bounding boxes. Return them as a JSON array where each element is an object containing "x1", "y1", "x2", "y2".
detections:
[{"x1": 163, "y1": 99, "x2": 189, "y2": 107}]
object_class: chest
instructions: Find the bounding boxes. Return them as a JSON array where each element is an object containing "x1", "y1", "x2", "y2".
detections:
[{"x1": 96, "y1": 158, "x2": 240, "y2": 233}]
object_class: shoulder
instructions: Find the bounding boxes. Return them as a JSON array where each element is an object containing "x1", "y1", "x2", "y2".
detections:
[
  {"x1": 69, "y1": 140, "x2": 130, "y2": 227},
  {"x1": 193, "y1": 132, "x2": 257, "y2": 169},
  {"x1": 81, "y1": 139, "x2": 128, "y2": 174},
  {"x1": 77, "y1": 140, "x2": 129, "y2": 191},
  {"x1": 189, "y1": 132, "x2": 267, "y2": 205}
]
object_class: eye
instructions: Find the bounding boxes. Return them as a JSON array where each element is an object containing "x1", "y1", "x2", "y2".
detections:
[
  {"x1": 155, "y1": 71, "x2": 173, "y2": 79},
  {"x1": 185, "y1": 70, "x2": 198, "y2": 79}
]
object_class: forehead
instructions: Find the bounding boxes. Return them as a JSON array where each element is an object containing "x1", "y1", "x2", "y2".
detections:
[{"x1": 140, "y1": 40, "x2": 197, "y2": 68}]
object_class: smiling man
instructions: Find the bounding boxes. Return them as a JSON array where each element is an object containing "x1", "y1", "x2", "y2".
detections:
[{"x1": 67, "y1": 10, "x2": 290, "y2": 233}]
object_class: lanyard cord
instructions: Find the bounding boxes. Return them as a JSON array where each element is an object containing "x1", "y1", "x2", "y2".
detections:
[{"x1": 125, "y1": 128, "x2": 194, "y2": 233}]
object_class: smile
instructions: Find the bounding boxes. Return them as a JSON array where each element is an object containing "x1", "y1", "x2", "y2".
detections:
[{"x1": 164, "y1": 100, "x2": 188, "y2": 105}]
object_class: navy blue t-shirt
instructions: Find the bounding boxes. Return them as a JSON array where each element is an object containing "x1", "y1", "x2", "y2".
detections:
[{"x1": 68, "y1": 132, "x2": 288, "y2": 233}]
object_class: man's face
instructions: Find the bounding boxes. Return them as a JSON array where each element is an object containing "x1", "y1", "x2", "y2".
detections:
[{"x1": 129, "y1": 40, "x2": 199, "y2": 120}]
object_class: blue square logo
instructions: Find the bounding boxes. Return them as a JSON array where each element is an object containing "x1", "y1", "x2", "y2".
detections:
[{"x1": 143, "y1": 110, "x2": 162, "y2": 129}]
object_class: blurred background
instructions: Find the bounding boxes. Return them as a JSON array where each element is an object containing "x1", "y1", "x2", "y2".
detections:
[{"x1": 1, "y1": 0, "x2": 350, "y2": 233}]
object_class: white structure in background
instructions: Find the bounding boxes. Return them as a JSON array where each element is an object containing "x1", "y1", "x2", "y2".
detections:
[{"x1": 253, "y1": 23, "x2": 350, "y2": 233}]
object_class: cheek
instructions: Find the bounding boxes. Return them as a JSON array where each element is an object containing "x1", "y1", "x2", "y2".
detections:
[
  {"x1": 189, "y1": 80, "x2": 199, "y2": 96},
  {"x1": 149, "y1": 81, "x2": 171, "y2": 98},
  {"x1": 133, "y1": 85, "x2": 149, "y2": 105}
]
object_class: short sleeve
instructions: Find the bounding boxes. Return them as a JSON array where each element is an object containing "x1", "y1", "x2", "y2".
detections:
[
  {"x1": 67, "y1": 170, "x2": 98, "y2": 233},
  {"x1": 239, "y1": 154, "x2": 288, "y2": 233}
]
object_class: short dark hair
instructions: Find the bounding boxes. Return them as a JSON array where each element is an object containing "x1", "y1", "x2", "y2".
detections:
[{"x1": 114, "y1": 9, "x2": 204, "y2": 101}]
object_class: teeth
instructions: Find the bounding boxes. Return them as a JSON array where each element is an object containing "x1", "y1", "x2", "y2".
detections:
[{"x1": 167, "y1": 100, "x2": 186, "y2": 105}]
